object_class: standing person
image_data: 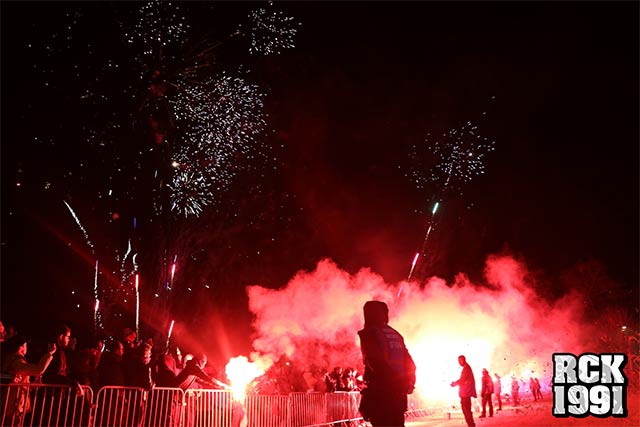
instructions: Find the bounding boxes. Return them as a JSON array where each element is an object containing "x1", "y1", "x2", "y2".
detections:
[
  {"x1": 42, "y1": 325, "x2": 83, "y2": 394},
  {"x1": 479, "y1": 368, "x2": 494, "y2": 418},
  {"x1": 1, "y1": 335, "x2": 56, "y2": 425},
  {"x1": 529, "y1": 377, "x2": 538, "y2": 401},
  {"x1": 124, "y1": 342, "x2": 154, "y2": 390},
  {"x1": 97, "y1": 341, "x2": 125, "y2": 388},
  {"x1": 450, "y1": 355, "x2": 476, "y2": 427},
  {"x1": 357, "y1": 300, "x2": 416, "y2": 427},
  {"x1": 154, "y1": 346, "x2": 182, "y2": 387},
  {"x1": 493, "y1": 373, "x2": 502, "y2": 411},
  {"x1": 511, "y1": 376, "x2": 520, "y2": 405},
  {"x1": 0, "y1": 321, "x2": 6, "y2": 344},
  {"x1": 533, "y1": 377, "x2": 543, "y2": 401}
]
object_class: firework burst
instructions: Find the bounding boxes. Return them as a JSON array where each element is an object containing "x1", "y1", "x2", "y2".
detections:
[
  {"x1": 410, "y1": 113, "x2": 496, "y2": 198},
  {"x1": 169, "y1": 74, "x2": 267, "y2": 217},
  {"x1": 407, "y1": 101, "x2": 497, "y2": 281},
  {"x1": 245, "y1": 5, "x2": 299, "y2": 55},
  {"x1": 11, "y1": 1, "x2": 298, "y2": 337}
]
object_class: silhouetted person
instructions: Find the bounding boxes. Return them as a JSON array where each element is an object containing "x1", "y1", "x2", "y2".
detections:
[
  {"x1": 327, "y1": 366, "x2": 345, "y2": 391},
  {"x1": 154, "y1": 346, "x2": 181, "y2": 387},
  {"x1": 511, "y1": 376, "x2": 520, "y2": 405},
  {"x1": 1, "y1": 335, "x2": 56, "y2": 425},
  {"x1": 357, "y1": 300, "x2": 416, "y2": 427},
  {"x1": 124, "y1": 343, "x2": 154, "y2": 390},
  {"x1": 97, "y1": 341, "x2": 125, "y2": 388},
  {"x1": 533, "y1": 377, "x2": 543, "y2": 400},
  {"x1": 451, "y1": 355, "x2": 476, "y2": 427},
  {"x1": 493, "y1": 373, "x2": 502, "y2": 410},
  {"x1": 175, "y1": 354, "x2": 226, "y2": 391},
  {"x1": 42, "y1": 325, "x2": 84, "y2": 398},
  {"x1": 480, "y1": 368, "x2": 493, "y2": 418}
]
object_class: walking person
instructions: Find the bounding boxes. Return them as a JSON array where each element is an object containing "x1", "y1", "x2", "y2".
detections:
[
  {"x1": 357, "y1": 300, "x2": 416, "y2": 427},
  {"x1": 480, "y1": 368, "x2": 494, "y2": 418},
  {"x1": 533, "y1": 377, "x2": 543, "y2": 400},
  {"x1": 451, "y1": 355, "x2": 476, "y2": 427}
]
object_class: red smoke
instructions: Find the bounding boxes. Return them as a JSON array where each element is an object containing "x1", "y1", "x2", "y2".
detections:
[{"x1": 245, "y1": 254, "x2": 594, "y2": 405}]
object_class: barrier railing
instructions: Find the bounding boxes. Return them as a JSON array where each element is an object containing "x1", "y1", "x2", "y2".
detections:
[
  {"x1": 325, "y1": 392, "x2": 360, "y2": 424},
  {"x1": 245, "y1": 394, "x2": 289, "y2": 427},
  {"x1": 145, "y1": 387, "x2": 185, "y2": 427},
  {"x1": 94, "y1": 386, "x2": 145, "y2": 427},
  {"x1": 0, "y1": 384, "x2": 93, "y2": 427},
  {"x1": 288, "y1": 392, "x2": 325, "y2": 427},
  {"x1": 1, "y1": 383, "x2": 429, "y2": 427},
  {"x1": 183, "y1": 389, "x2": 233, "y2": 427}
]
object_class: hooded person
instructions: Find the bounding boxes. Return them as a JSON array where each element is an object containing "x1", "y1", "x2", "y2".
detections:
[{"x1": 357, "y1": 300, "x2": 416, "y2": 427}]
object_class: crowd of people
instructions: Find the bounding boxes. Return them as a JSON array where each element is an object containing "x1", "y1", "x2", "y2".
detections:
[
  {"x1": 0, "y1": 321, "x2": 228, "y2": 396},
  {"x1": 450, "y1": 357, "x2": 546, "y2": 427},
  {"x1": 0, "y1": 317, "x2": 546, "y2": 427}
]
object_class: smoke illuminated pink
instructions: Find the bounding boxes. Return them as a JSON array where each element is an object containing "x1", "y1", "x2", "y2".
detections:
[{"x1": 245, "y1": 254, "x2": 592, "y2": 406}]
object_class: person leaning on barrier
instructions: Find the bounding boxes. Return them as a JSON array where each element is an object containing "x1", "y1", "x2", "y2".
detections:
[
  {"x1": 42, "y1": 324, "x2": 84, "y2": 396},
  {"x1": 0, "y1": 335, "x2": 56, "y2": 423},
  {"x1": 174, "y1": 353, "x2": 228, "y2": 391},
  {"x1": 1, "y1": 335, "x2": 56, "y2": 383},
  {"x1": 357, "y1": 300, "x2": 416, "y2": 427}
]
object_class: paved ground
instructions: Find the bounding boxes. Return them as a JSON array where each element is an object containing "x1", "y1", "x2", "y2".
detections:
[{"x1": 405, "y1": 396, "x2": 640, "y2": 427}]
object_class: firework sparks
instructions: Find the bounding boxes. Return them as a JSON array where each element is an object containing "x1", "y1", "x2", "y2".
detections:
[
  {"x1": 63, "y1": 200, "x2": 95, "y2": 252},
  {"x1": 15, "y1": 2, "x2": 298, "y2": 338},
  {"x1": 94, "y1": 260, "x2": 102, "y2": 332},
  {"x1": 168, "y1": 74, "x2": 267, "y2": 217},
  {"x1": 246, "y1": 6, "x2": 299, "y2": 55},
  {"x1": 123, "y1": 1, "x2": 188, "y2": 57},
  {"x1": 430, "y1": 121, "x2": 496, "y2": 191},
  {"x1": 165, "y1": 319, "x2": 175, "y2": 351},
  {"x1": 408, "y1": 103, "x2": 496, "y2": 279},
  {"x1": 410, "y1": 118, "x2": 496, "y2": 197},
  {"x1": 135, "y1": 273, "x2": 140, "y2": 338}
]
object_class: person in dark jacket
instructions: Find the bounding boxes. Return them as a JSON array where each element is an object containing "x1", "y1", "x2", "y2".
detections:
[
  {"x1": 480, "y1": 368, "x2": 494, "y2": 418},
  {"x1": 124, "y1": 343, "x2": 154, "y2": 390},
  {"x1": 154, "y1": 346, "x2": 181, "y2": 387},
  {"x1": 451, "y1": 355, "x2": 476, "y2": 427},
  {"x1": 357, "y1": 300, "x2": 416, "y2": 427},
  {"x1": 97, "y1": 341, "x2": 125, "y2": 388},
  {"x1": 174, "y1": 354, "x2": 227, "y2": 391}
]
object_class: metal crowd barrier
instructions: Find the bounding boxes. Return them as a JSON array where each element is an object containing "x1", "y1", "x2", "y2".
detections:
[
  {"x1": 288, "y1": 392, "x2": 325, "y2": 427},
  {"x1": 245, "y1": 394, "x2": 289, "y2": 427},
  {"x1": 94, "y1": 386, "x2": 146, "y2": 427},
  {"x1": 183, "y1": 389, "x2": 233, "y2": 427},
  {"x1": 0, "y1": 383, "x2": 93, "y2": 427},
  {"x1": 145, "y1": 387, "x2": 185, "y2": 427},
  {"x1": 325, "y1": 392, "x2": 360, "y2": 424},
  {"x1": 1, "y1": 384, "x2": 426, "y2": 427}
]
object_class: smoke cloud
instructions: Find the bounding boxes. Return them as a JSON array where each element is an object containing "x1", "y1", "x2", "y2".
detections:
[{"x1": 246, "y1": 254, "x2": 593, "y2": 403}]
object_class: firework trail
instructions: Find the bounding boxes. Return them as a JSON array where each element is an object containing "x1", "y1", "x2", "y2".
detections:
[
  {"x1": 407, "y1": 100, "x2": 496, "y2": 282},
  {"x1": 25, "y1": 1, "x2": 299, "y2": 335},
  {"x1": 94, "y1": 261, "x2": 102, "y2": 332},
  {"x1": 165, "y1": 319, "x2": 175, "y2": 351},
  {"x1": 63, "y1": 200, "x2": 95, "y2": 253},
  {"x1": 120, "y1": 1, "x2": 297, "y2": 218}
]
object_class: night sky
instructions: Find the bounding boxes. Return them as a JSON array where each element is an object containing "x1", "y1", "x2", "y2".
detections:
[{"x1": 1, "y1": 1, "x2": 638, "y2": 351}]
